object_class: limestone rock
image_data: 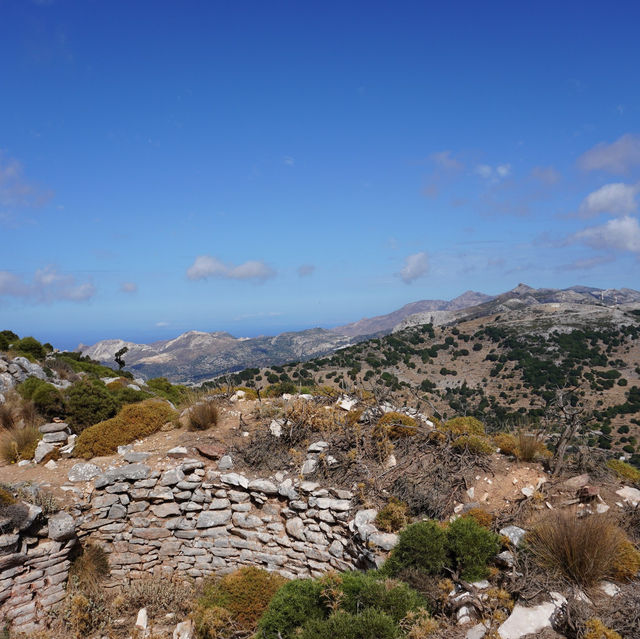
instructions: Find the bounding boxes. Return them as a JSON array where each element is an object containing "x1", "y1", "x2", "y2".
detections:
[
  {"x1": 39, "y1": 422, "x2": 69, "y2": 434},
  {"x1": 196, "y1": 510, "x2": 232, "y2": 528},
  {"x1": 95, "y1": 464, "x2": 151, "y2": 487},
  {"x1": 218, "y1": 455, "x2": 234, "y2": 470},
  {"x1": 173, "y1": 619, "x2": 195, "y2": 639},
  {"x1": 301, "y1": 458, "x2": 318, "y2": 475},
  {"x1": 616, "y1": 485, "x2": 640, "y2": 506},
  {"x1": 68, "y1": 462, "x2": 102, "y2": 482},
  {"x1": 498, "y1": 593, "x2": 565, "y2": 639},
  {"x1": 48, "y1": 512, "x2": 76, "y2": 541},
  {"x1": 285, "y1": 517, "x2": 306, "y2": 541},
  {"x1": 248, "y1": 479, "x2": 278, "y2": 495},
  {"x1": 499, "y1": 525, "x2": 526, "y2": 547},
  {"x1": 34, "y1": 441, "x2": 56, "y2": 464},
  {"x1": 220, "y1": 473, "x2": 249, "y2": 489}
]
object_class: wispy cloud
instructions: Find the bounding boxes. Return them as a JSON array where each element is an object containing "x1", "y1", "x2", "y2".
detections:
[
  {"x1": 0, "y1": 153, "x2": 54, "y2": 216},
  {"x1": 0, "y1": 266, "x2": 95, "y2": 304},
  {"x1": 155, "y1": 321, "x2": 169, "y2": 327},
  {"x1": 186, "y1": 255, "x2": 276, "y2": 283},
  {"x1": 120, "y1": 281, "x2": 138, "y2": 293},
  {"x1": 577, "y1": 182, "x2": 638, "y2": 218},
  {"x1": 475, "y1": 163, "x2": 511, "y2": 182},
  {"x1": 430, "y1": 150, "x2": 463, "y2": 171},
  {"x1": 556, "y1": 255, "x2": 615, "y2": 272},
  {"x1": 570, "y1": 215, "x2": 640, "y2": 253},
  {"x1": 578, "y1": 133, "x2": 640, "y2": 174},
  {"x1": 297, "y1": 264, "x2": 315, "y2": 277},
  {"x1": 530, "y1": 166, "x2": 561, "y2": 185},
  {"x1": 283, "y1": 156, "x2": 295, "y2": 166},
  {"x1": 398, "y1": 252, "x2": 429, "y2": 284}
]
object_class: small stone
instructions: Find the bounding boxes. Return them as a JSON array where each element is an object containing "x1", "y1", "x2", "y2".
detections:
[
  {"x1": 220, "y1": 473, "x2": 248, "y2": 489},
  {"x1": 218, "y1": 455, "x2": 233, "y2": 471},
  {"x1": 521, "y1": 486, "x2": 535, "y2": 498},
  {"x1": 39, "y1": 422, "x2": 69, "y2": 434},
  {"x1": 499, "y1": 525, "x2": 527, "y2": 547},
  {"x1": 285, "y1": 517, "x2": 306, "y2": 541},
  {"x1": 42, "y1": 431, "x2": 68, "y2": 444},
  {"x1": 44, "y1": 459, "x2": 58, "y2": 470},
  {"x1": 248, "y1": 479, "x2": 278, "y2": 495},
  {"x1": 301, "y1": 458, "x2": 317, "y2": 475},
  {"x1": 196, "y1": 510, "x2": 231, "y2": 528},
  {"x1": 308, "y1": 441, "x2": 329, "y2": 453},
  {"x1": 34, "y1": 441, "x2": 56, "y2": 463},
  {"x1": 195, "y1": 444, "x2": 226, "y2": 460},
  {"x1": 269, "y1": 419, "x2": 283, "y2": 437},
  {"x1": 168, "y1": 446, "x2": 188, "y2": 458}
]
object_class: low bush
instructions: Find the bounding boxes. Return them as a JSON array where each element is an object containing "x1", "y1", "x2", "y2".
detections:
[
  {"x1": 13, "y1": 336, "x2": 47, "y2": 360},
  {"x1": 74, "y1": 399, "x2": 176, "y2": 458},
  {"x1": 607, "y1": 459, "x2": 640, "y2": 484},
  {"x1": 195, "y1": 566, "x2": 286, "y2": 638},
  {"x1": 440, "y1": 416, "x2": 485, "y2": 436},
  {"x1": 451, "y1": 434, "x2": 494, "y2": 455},
  {"x1": 146, "y1": 377, "x2": 188, "y2": 405},
  {"x1": 493, "y1": 432, "x2": 518, "y2": 456},
  {"x1": 32, "y1": 383, "x2": 66, "y2": 420},
  {"x1": 0, "y1": 425, "x2": 41, "y2": 463},
  {"x1": 375, "y1": 499, "x2": 408, "y2": 533},
  {"x1": 257, "y1": 571, "x2": 427, "y2": 639},
  {"x1": 65, "y1": 379, "x2": 119, "y2": 432},
  {"x1": 115, "y1": 576, "x2": 193, "y2": 619},
  {"x1": 188, "y1": 400, "x2": 219, "y2": 431},
  {"x1": 257, "y1": 578, "x2": 325, "y2": 638},
  {"x1": 464, "y1": 508, "x2": 493, "y2": 529},
  {"x1": 526, "y1": 511, "x2": 637, "y2": 586},
  {"x1": 446, "y1": 516, "x2": 500, "y2": 581},
  {"x1": 384, "y1": 521, "x2": 448, "y2": 577},
  {"x1": 17, "y1": 376, "x2": 50, "y2": 401},
  {"x1": 375, "y1": 412, "x2": 419, "y2": 439},
  {"x1": 298, "y1": 609, "x2": 398, "y2": 639}
]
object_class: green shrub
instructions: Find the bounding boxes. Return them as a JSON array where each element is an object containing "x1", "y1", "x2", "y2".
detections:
[
  {"x1": 338, "y1": 572, "x2": 425, "y2": 621},
  {"x1": 0, "y1": 329, "x2": 19, "y2": 351},
  {"x1": 65, "y1": 379, "x2": 119, "y2": 432},
  {"x1": 195, "y1": 566, "x2": 287, "y2": 638},
  {"x1": 607, "y1": 459, "x2": 640, "y2": 484},
  {"x1": 446, "y1": 516, "x2": 500, "y2": 581},
  {"x1": 375, "y1": 412, "x2": 418, "y2": 439},
  {"x1": 108, "y1": 386, "x2": 152, "y2": 406},
  {"x1": 74, "y1": 399, "x2": 176, "y2": 458},
  {"x1": 384, "y1": 521, "x2": 448, "y2": 577},
  {"x1": 30, "y1": 383, "x2": 65, "y2": 420},
  {"x1": 299, "y1": 609, "x2": 398, "y2": 639},
  {"x1": 13, "y1": 336, "x2": 46, "y2": 360},
  {"x1": 146, "y1": 377, "x2": 188, "y2": 405},
  {"x1": 257, "y1": 578, "x2": 326, "y2": 639},
  {"x1": 17, "y1": 377, "x2": 51, "y2": 401}
]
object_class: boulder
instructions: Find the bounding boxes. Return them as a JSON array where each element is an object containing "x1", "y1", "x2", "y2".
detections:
[
  {"x1": 616, "y1": 486, "x2": 640, "y2": 506},
  {"x1": 48, "y1": 512, "x2": 76, "y2": 541},
  {"x1": 498, "y1": 593, "x2": 565, "y2": 639},
  {"x1": 68, "y1": 462, "x2": 102, "y2": 482}
]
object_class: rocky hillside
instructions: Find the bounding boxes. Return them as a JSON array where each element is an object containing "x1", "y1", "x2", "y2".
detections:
[{"x1": 80, "y1": 284, "x2": 640, "y2": 384}]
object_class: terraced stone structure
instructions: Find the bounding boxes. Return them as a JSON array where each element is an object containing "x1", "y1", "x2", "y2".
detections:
[{"x1": 77, "y1": 461, "x2": 395, "y2": 582}]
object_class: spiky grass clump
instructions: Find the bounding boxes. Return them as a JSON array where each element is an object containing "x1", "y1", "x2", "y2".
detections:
[
  {"x1": 0, "y1": 425, "x2": 41, "y2": 463},
  {"x1": 188, "y1": 400, "x2": 220, "y2": 431},
  {"x1": 526, "y1": 511, "x2": 639, "y2": 586}
]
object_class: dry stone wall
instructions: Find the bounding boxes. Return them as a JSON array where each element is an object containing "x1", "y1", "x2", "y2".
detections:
[
  {"x1": 0, "y1": 511, "x2": 76, "y2": 634},
  {"x1": 76, "y1": 460, "x2": 397, "y2": 582}
]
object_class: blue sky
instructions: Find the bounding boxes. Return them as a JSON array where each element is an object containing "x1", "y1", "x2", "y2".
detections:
[{"x1": 1, "y1": 0, "x2": 640, "y2": 349}]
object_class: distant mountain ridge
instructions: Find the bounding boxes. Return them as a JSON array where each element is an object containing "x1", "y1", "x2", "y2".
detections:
[{"x1": 80, "y1": 284, "x2": 640, "y2": 383}]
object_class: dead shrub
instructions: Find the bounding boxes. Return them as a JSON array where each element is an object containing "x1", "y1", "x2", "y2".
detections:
[
  {"x1": 526, "y1": 511, "x2": 636, "y2": 586},
  {"x1": 374, "y1": 412, "x2": 419, "y2": 440},
  {"x1": 117, "y1": 576, "x2": 193, "y2": 619},
  {"x1": 188, "y1": 400, "x2": 219, "y2": 431},
  {"x1": 0, "y1": 403, "x2": 15, "y2": 430},
  {"x1": 69, "y1": 543, "x2": 110, "y2": 596},
  {"x1": 375, "y1": 498, "x2": 409, "y2": 532}
]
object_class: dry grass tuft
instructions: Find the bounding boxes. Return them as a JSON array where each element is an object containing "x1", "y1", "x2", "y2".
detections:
[
  {"x1": 69, "y1": 543, "x2": 110, "y2": 596},
  {"x1": 526, "y1": 510, "x2": 637, "y2": 586},
  {"x1": 0, "y1": 424, "x2": 41, "y2": 464},
  {"x1": 188, "y1": 400, "x2": 220, "y2": 431}
]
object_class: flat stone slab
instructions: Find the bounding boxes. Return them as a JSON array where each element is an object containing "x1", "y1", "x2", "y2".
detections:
[
  {"x1": 95, "y1": 464, "x2": 151, "y2": 487},
  {"x1": 48, "y1": 512, "x2": 75, "y2": 541},
  {"x1": 68, "y1": 462, "x2": 102, "y2": 482},
  {"x1": 39, "y1": 422, "x2": 70, "y2": 434}
]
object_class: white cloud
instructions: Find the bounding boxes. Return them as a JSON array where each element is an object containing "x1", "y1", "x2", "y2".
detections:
[
  {"x1": 475, "y1": 163, "x2": 511, "y2": 181},
  {"x1": 297, "y1": 264, "x2": 315, "y2": 277},
  {"x1": 577, "y1": 183, "x2": 638, "y2": 218},
  {"x1": 578, "y1": 133, "x2": 640, "y2": 174},
  {"x1": 120, "y1": 281, "x2": 138, "y2": 293},
  {"x1": 399, "y1": 252, "x2": 429, "y2": 284},
  {"x1": 570, "y1": 215, "x2": 640, "y2": 253},
  {"x1": 155, "y1": 321, "x2": 169, "y2": 327},
  {"x1": 186, "y1": 255, "x2": 276, "y2": 283},
  {"x1": 0, "y1": 266, "x2": 95, "y2": 303}
]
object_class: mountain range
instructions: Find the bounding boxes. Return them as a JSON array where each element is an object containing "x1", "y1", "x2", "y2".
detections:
[{"x1": 80, "y1": 284, "x2": 640, "y2": 383}]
